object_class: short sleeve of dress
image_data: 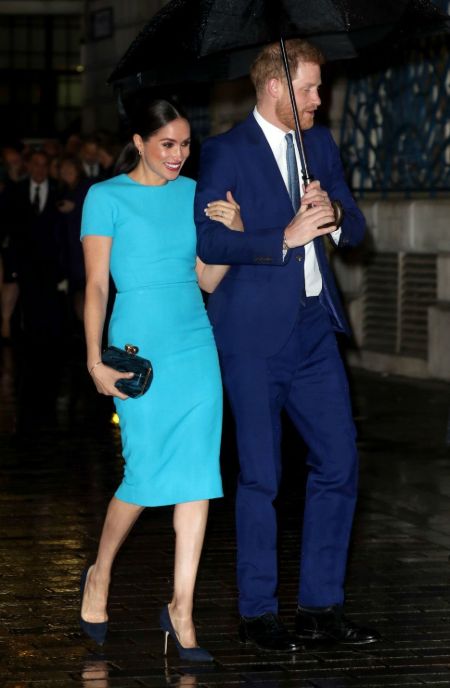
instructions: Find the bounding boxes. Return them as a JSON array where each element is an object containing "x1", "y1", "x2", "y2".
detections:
[{"x1": 81, "y1": 183, "x2": 116, "y2": 239}]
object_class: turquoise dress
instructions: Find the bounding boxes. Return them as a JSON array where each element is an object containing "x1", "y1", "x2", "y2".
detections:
[{"x1": 81, "y1": 174, "x2": 223, "y2": 506}]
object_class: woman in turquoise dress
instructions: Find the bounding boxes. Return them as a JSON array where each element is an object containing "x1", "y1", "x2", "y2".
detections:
[{"x1": 79, "y1": 100, "x2": 243, "y2": 661}]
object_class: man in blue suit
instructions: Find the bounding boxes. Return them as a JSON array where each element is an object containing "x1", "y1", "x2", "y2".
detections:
[{"x1": 195, "y1": 39, "x2": 379, "y2": 652}]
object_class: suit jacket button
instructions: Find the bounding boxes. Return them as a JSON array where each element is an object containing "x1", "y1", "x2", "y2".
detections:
[{"x1": 296, "y1": 255, "x2": 303, "y2": 262}]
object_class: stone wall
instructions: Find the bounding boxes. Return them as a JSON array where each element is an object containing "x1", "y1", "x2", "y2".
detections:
[{"x1": 334, "y1": 199, "x2": 450, "y2": 381}]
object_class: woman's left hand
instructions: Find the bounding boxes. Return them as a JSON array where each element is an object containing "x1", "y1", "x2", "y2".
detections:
[{"x1": 204, "y1": 191, "x2": 243, "y2": 231}]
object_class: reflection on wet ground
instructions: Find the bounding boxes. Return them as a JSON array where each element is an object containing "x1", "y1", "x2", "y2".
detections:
[{"x1": 0, "y1": 339, "x2": 450, "y2": 687}]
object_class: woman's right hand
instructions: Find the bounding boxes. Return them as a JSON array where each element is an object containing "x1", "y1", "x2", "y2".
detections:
[{"x1": 89, "y1": 362, "x2": 133, "y2": 400}]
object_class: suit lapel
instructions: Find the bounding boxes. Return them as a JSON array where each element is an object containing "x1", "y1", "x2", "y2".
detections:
[
  {"x1": 303, "y1": 129, "x2": 327, "y2": 188},
  {"x1": 241, "y1": 114, "x2": 294, "y2": 217}
]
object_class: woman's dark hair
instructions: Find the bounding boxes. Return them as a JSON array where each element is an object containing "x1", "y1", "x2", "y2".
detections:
[{"x1": 114, "y1": 99, "x2": 188, "y2": 175}]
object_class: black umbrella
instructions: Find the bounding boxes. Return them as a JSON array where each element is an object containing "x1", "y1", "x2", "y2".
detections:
[
  {"x1": 109, "y1": 0, "x2": 450, "y2": 203},
  {"x1": 109, "y1": 0, "x2": 450, "y2": 86}
]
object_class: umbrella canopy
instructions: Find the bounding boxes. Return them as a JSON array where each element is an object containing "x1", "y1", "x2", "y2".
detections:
[
  {"x1": 108, "y1": 0, "x2": 450, "y2": 89},
  {"x1": 109, "y1": 0, "x2": 449, "y2": 193}
]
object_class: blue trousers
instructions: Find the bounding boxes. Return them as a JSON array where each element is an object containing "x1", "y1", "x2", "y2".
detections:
[{"x1": 220, "y1": 298, "x2": 358, "y2": 617}]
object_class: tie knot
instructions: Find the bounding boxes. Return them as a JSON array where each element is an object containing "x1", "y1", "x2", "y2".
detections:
[{"x1": 285, "y1": 132, "x2": 294, "y2": 147}]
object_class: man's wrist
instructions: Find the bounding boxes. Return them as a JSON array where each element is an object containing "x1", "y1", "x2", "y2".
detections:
[{"x1": 283, "y1": 230, "x2": 291, "y2": 251}]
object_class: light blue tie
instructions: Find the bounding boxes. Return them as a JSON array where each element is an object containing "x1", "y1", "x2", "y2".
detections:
[{"x1": 285, "y1": 132, "x2": 300, "y2": 213}]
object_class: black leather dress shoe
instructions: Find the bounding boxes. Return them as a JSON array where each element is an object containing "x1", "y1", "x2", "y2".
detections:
[
  {"x1": 239, "y1": 612, "x2": 303, "y2": 652},
  {"x1": 295, "y1": 605, "x2": 381, "y2": 645}
]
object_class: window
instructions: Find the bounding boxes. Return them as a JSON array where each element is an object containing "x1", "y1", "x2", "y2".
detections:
[{"x1": 0, "y1": 14, "x2": 82, "y2": 137}]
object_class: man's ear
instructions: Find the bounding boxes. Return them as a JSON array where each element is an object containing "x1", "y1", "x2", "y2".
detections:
[{"x1": 267, "y1": 78, "x2": 281, "y2": 99}]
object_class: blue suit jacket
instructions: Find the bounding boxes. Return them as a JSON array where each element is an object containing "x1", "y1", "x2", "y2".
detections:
[{"x1": 194, "y1": 113, "x2": 365, "y2": 356}]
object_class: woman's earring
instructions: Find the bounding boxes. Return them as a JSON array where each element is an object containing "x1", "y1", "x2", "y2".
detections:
[{"x1": 138, "y1": 149, "x2": 142, "y2": 157}]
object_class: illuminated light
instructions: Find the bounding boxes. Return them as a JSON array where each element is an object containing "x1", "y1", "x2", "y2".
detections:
[
  {"x1": 111, "y1": 412, "x2": 120, "y2": 425},
  {"x1": 76, "y1": 65, "x2": 85, "y2": 73}
]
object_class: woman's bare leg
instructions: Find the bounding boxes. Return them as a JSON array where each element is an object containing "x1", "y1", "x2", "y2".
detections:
[
  {"x1": 81, "y1": 496, "x2": 144, "y2": 623},
  {"x1": 168, "y1": 499, "x2": 209, "y2": 647}
]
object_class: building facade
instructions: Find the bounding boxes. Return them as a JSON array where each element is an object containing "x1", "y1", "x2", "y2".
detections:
[
  {"x1": 0, "y1": 0, "x2": 83, "y2": 141},
  {"x1": 82, "y1": 0, "x2": 166, "y2": 132}
]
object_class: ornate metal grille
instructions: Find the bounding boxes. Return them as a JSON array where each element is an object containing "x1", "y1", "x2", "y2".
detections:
[{"x1": 340, "y1": 10, "x2": 450, "y2": 196}]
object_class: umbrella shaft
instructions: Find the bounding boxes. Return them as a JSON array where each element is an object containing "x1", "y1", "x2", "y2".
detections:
[{"x1": 279, "y1": 37, "x2": 311, "y2": 186}]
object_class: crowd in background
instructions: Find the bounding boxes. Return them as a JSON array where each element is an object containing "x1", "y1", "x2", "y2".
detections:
[{"x1": 0, "y1": 133, "x2": 121, "y2": 433}]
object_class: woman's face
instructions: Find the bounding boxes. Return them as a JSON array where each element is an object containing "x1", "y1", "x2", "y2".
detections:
[
  {"x1": 135, "y1": 118, "x2": 190, "y2": 185},
  {"x1": 60, "y1": 161, "x2": 79, "y2": 187}
]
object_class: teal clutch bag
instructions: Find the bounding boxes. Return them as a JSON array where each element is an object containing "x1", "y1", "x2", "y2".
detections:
[{"x1": 101, "y1": 344, "x2": 153, "y2": 398}]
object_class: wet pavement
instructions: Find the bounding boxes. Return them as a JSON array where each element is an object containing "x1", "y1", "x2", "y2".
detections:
[{"x1": 1, "y1": 338, "x2": 450, "y2": 687}]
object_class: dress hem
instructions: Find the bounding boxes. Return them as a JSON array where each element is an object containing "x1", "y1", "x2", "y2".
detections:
[{"x1": 113, "y1": 490, "x2": 224, "y2": 508}]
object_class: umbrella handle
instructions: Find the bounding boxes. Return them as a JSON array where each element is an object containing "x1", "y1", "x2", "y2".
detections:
[
  {"x1": 333, "y1": 200, "x2": 344, "y2": 227},
  {"x1": 318, "y1": 200, "x2": 345, "y2": 229}
]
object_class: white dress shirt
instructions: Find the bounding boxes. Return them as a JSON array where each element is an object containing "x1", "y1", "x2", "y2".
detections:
[
  {"x1": 29, "y1": 178, "x2": 49, "y2": 213},
  {"x1": 82, "y1": 161, "x2": 100, "y2": 178},
  {"x1": 253, "y1": 107, "x2": 341, "y2": 296}
]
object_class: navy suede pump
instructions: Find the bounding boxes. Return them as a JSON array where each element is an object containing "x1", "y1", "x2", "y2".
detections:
[
  {"x1": 159, "y1": 605, "x2": 213, "y2": 662},
  {"x1": 80, "y1": 568, "x2": 108, "y2": 645}
]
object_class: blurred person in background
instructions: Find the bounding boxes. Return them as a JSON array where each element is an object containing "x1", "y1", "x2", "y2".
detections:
[
  {"x1": 80, "y1": 135, "x2": 100, "y2": 179},
  {"x1": 97, "y1": 137, "x2": 120, "y2": 180},
  {"x1": 65, "y1": 133, "x2": 82, "y2": 157},
  {"x1": 42, "y1": 139, "x2": 64, "y2": 187},
  {"x1": 7, "y1": 150, "x2": 67, "y2": 432},
  {"x1": 49, "y1": 156, "x2": 62, "y2": 185},
  {"x1": 0, "y1": 146, "x2": 26, "y2": 341},
  {"x1": 42, "y1": 138, "x2": 63, "y2": 160},
  {"x1": 0, "y1": 146, "x2": 26, "y2": 188},
  {"x1": 57, "y1": 155, "x2": 92, "y2": 325}
]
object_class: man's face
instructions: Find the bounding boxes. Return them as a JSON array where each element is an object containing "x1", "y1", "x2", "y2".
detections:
[
  {"x1": 275, "y1": 61, "x2": 321, "y2": 131},
  {"x1": 28, "y1": 153, "x2": 49, "y2": 184},
  {"x1": 66, "y1": 134, "x2": 81, "y2": 155},
  {"x1": 81, "y1": 142, "x2": 99, "y2": 165},
  {"x1": 3, "y1": 148, "x2": 22, "y2": 173}
]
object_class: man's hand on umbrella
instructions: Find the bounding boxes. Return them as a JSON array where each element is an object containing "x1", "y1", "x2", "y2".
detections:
[
  {"x1": 284, "y1": 191, "x2": 336, "y2": 249},
  {"x1": 303, "y1": 180, "x2": 332, "y2": 209},
  {"x1": 204, "y1": 191, "x2": 244, "y2": 231}
]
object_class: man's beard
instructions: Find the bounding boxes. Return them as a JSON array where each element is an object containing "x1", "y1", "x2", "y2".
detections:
[
  {"x1": 275, "y1": 97, "x2": 296, "y2": 130},
  {"x1": 275, "y1": 96, "x2": 314, "y2": 131}
]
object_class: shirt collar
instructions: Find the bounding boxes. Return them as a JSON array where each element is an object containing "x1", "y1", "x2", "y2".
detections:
[
  {"x1": 253, "y1": 107, "x2": 294, "y2": 146},
  {"x1": 30, "y1": 177, "x2": 48, "y2": 190}
]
